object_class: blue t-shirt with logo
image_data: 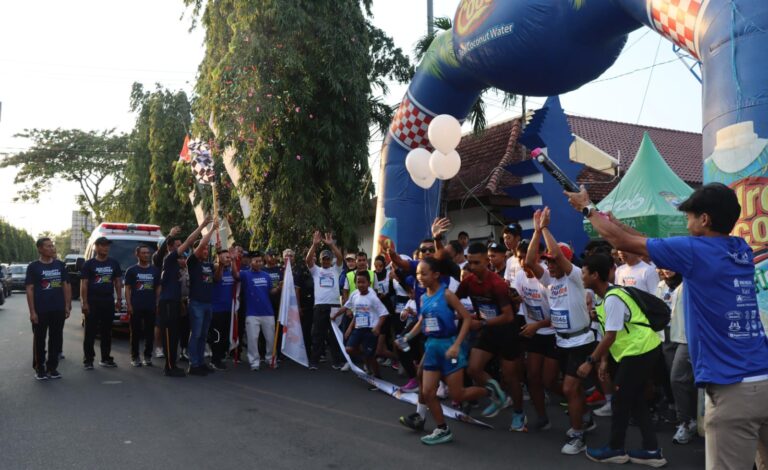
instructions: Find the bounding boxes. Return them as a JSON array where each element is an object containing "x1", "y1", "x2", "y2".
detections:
[
  {"x1": 25, "y1": 260, "x2": 68, "y2": 313},
  {"x1": 648, "y1": 236, "x2": 768, "y2": 385},
  {"x1": 241, "y1": 270, "x2": 274, "y2": 317},
  {"x1": 124, "y1": 264, "x2": 160, "y2": 311},
  {"x1": 159, "y1": 250, "x2": 181, "y2": 302},
  {"x1": 212, "y1": 267, "x2": 236, "y2": 313},
  {"x1": 81, "y1": 257, "x2": 121, "y2": 301},
  {"x1": 187, "y1": 254, "x2": 214, "y2": 303}
]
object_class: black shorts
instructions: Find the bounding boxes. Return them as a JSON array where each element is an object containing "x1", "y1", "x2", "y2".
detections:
[
  {"x1": 526, "y1": 333, "x2": 558, "y2": 360},
  {"x1": 559, "y1": 341, "x2": 597, "y2": 378},
  {"x1": 474, "y1": 322, "x2": 521, "y2": 361}
]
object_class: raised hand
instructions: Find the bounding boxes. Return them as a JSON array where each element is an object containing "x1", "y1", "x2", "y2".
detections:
[
  {"x1": 312, "y1": 230, "x2": 322, "y2": 246},
  {"x1": 533, "y1": 209, "x2": 542, "y2": 231},
  {"x1": 323, "y1": 232, "x2": 335, "y2": 246},
  {"x1": 541, "y1": 207, "x2": 551, "y2": 228},
  {"x1": 564, "y1": 185, "x2": 591, "y2": 212},
  {"x1": 431, "y1": 217, "x2": 451, "y2": 238}
]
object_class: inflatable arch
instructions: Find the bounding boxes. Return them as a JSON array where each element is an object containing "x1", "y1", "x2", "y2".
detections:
[{"x1": 374, "y1": 0, "x2": 768, "y2": 311}]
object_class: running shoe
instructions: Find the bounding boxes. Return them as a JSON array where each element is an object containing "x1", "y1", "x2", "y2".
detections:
[
  {"x1": 35, "y1": 370, "x2": 48, "y2": 381},
  {"x1": 399, "y1": 413, "x2": 425, "y2": 431},
  {"x1": 586, "y1": 390, "x2": 606, "y2": 406},
  {"x1": 509, "y1": 412, "x2": 528, "y2": 432},
  {"x1": 204, "y1": 363, "x2": 216, "y2": 373},
  {"x1": 566, "y1": 418, "x2": 597, "y2": 438},
  {"x1": 131, "y1": 358, "x2": 142, "y2": 367},
  {"x1": 179, "y1": 349, "x2": 189, "y2": 362},
  {"x1": 211, "y1": 360, "x2": 227, "y2": 371},
  {"x1": 83, "y1": 361, "x2": 94, "y2": 370},
  {"x1": 502, "y1": 395, "x2": 513, "y2": 409},
  {"x1": 481, "y1": 379, "x2": 507, "y2": 418},
  {"x1": 340, "y1": 363, "x2": 351, "y2": 372},
  {"x1": 400, "y1": 378, "x2": 419, "y2": 393},
  {"x1": 308, "y1": 364, "x2": 319, "y2": 371},
  {"x1": 391, "y1": 360, "x2": 400, "y2": 371},
  {"x1": 154, "y1": 347, "x2": 165, "y2": 358},
  {"x1": 143, "y1": 358, "x2": 153, "y2": 367},
  {"x1": 627, "y1": 449, "x2": 667, "y2": 467},
  {"x1": 47, "y1": 369, "x2": 62, "y2": 379},
  {"x1": 250, "y1": 362, "x2": 260, "y2": 371},
  {"x1": 672, "y1": 420, "x2": 697, "y2": 445},
  {"x1": 531, "y1": 416, "x2": 551, "y2": 432},
  {"x1": 331, "y1": 363, "x2": 345, "y2": 371},
  {"x1": 421, "y1": 427, "x2": 453, "y2": 446},
  {"x1": 99, "y1": 357, "x2": 117, "y2": 368},
  {"x1": 594, "y1": 401, "x2": 613, "y2": 417},
  {"x1": 561, "y1": 435, "x2": 586, "y2": 455},
  {"x1": 586, "y1": 446, "x2": 629, "y2": 464}
]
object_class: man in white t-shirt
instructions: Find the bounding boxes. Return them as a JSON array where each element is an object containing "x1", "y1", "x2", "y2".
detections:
[
  {"x1": 305, "y1": 231, "x2": 345, "y2": 371},
  {"x1": 615, "y1": 251, "x2": 659, "y2": 295},
  {"x1": 503, "y1": 223, "x2": 523, "y2": 288},
  {"x1": 527, "y1": 207, "x2": 597, "y2": 456}
]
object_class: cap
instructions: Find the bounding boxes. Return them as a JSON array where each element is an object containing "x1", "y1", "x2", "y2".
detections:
[
  {"x1": 541, "y1": 242, "x2": 573, "y2": 261},
  {"x1": 345, "y1": 253, "x2": 356, "y2": 261},
  {"x1": 320, "y1": 250, "x2": 332, "y2": 259},
  {"x1": 487, "y1": 242, "x2": 506, "y2": 254},
  {"x1": 94, "y1": 237, "x2": 112, "y2": 246},
  {"x1": 503, "y1": 223, "x2": 523, "y2": 236}
]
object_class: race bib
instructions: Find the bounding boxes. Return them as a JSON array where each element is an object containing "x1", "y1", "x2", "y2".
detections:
[
  {"x1": 319, "y1": 274, "x2": 334, "y2": 288},
  {"x1": 550, "y1": 308, "x2": 571, "y2": 330},
  {"x1": 525, "y1": 304, "x2": 544, "y2": 321},
  {"x1": 477, "y1": 303, "x2": 498, "y2": 320},
  {"x1": 355, "y1": 312, "x2": 370, "y2": 328},
  {"x1": 395, "y1": 302, "x2": 406, "y2": 313},
  {"x1": 424, "y1": 316, "x2": 440, "y2": 334}
]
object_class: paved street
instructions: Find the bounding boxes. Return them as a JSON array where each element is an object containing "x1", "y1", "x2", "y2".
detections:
[{"x1": 0, "y1": 293, "x2": 704, "y2": 469}]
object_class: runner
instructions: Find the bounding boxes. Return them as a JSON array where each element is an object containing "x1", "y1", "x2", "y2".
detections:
[
  {"x1": 515, "y1": 239, "x2": 559, "y2": 431},
  {"x1": 124, "y1": 244, "x2": 160, "y2": 367},
  {"x1": 526, "y1": 207, "x2": 597, "y2": 455},
  {"x1": 458, "y1": 242, "x2": 525, "y2": 431},
  {"x1": 398, "y1": 257, "x2": 504, "y2": 445}
]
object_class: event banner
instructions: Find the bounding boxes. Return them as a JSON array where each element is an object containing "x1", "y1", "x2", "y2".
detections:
[{"x1": 330, "y1": 311, "x2": 491, "y2": 429}]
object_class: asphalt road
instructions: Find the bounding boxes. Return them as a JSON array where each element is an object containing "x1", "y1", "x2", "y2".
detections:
[{"x1": 0, "y1": 293, "x2": 705, "y2": 469}]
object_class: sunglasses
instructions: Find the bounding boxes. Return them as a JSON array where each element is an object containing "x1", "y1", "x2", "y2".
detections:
[{"x1": 420, "y1": 247, "x2": 436, "y2": 253}]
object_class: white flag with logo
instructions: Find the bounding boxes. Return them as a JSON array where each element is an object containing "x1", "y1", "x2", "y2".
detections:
[{"x1": 278, "y1": 259, "x2": 308, "y2": 367}]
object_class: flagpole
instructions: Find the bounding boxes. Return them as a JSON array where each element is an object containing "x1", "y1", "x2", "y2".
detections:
[{"x1": 211, "y1": 182, "x2": 221, "y2": 248}]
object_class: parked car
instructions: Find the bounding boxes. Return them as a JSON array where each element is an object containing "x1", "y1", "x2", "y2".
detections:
[
  {"x1": 8, "y1": 264, "x2": 28, "y2": 291},
  {"x1": 82, "y1": 223, "x2": 162, "y2": 327},
  {"x1": 0, "y1": 264, "x2": 12, "y2": 298}
]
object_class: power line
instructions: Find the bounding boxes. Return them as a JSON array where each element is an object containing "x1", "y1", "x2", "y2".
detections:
[{"x1": 636, "y1": 36, "x2": 663, "y2": 124}]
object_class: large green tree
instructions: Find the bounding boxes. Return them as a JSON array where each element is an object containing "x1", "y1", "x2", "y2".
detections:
[
  {"x1": 183, "y1": 0, "x2": 412, "y2": 251},
  {"x1": 0, "y1": 129, "x2": 129, "y2": 223},
  {"x1": 0, "y1": 219, "x2": 37, "y2": 263}
]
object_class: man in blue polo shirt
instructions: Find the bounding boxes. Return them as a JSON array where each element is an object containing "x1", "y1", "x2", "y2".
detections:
[{"x1": 567, "y1": 182, "x2": 768, "y2": 469}]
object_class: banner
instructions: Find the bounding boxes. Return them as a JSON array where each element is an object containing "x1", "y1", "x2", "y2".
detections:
[
  {"x1": 278, "y1": 260, "x2": 309, "y2": 367},
  {"x1": 329, "y1": 313, "x2": 491, "y2": 429}
]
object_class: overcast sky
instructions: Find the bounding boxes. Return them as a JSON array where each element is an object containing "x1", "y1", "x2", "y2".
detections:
[{"x1": 0, "y1": 0, "x2": 701, "y2": 238}]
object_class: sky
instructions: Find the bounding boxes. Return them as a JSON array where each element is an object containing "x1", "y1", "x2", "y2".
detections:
[{"x1": 0, "y1": 0, "x2": 702, "y2": 238}]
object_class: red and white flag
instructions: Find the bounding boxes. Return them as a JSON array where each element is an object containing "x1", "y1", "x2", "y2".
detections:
[
  {"x1": 276, "y1": 259, "x2": 308, "y2": 367},
  {"x1": 179, "y1": 135, "x2": 191, "y2": 162}
]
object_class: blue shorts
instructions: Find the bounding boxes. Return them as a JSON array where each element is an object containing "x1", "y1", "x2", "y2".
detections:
[
  {"x1": 346, "y1": 328, "x2": 378, "y2": 357},
  {"x1": 423, "y1": 336, "x2": 469, "y2": 377}
]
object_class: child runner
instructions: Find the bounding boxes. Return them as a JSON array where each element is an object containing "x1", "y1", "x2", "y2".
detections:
[{"x1": 398, "y1": 257, "x2": 504, "y2": 445}]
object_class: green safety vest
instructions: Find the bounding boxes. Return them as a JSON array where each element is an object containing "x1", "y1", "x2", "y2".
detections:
[
  {"x1": 596, "y1": 288, "x2": 661, "y2": 363},
  {"x1": 346, "y1": 270, "x2": 375, "y2": 294}
]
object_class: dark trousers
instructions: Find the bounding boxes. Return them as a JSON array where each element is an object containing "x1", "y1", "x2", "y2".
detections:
[
  {"x1": 309, "y1": 304, "x2": 342, "y2": 365},
  {"x1": 609, "y1": 346, "x2": 662, "y2": 450},
  {"x1": 158, "y1": 300, "x2": 180, "y2": 370},
  {"x1": 32, "y1": 310, "x2": 65, "y2": 372},
  {"x1": 83, "y1": 299, "x2": 114, "y2": 362},
  {"x1": 209, "y1": 312, "x2": 230, "y2": 362},
  {"x1": 130, "y1": 309, "x2": 155, "y2": 360},
  {"x1": 178, "y1": 300, "x2": 189, "y2": 350}
]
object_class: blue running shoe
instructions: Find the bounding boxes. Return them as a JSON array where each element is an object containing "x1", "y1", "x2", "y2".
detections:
[
  {"x1": 586, "y1": 446, "x2": 629, "y2": 464},
  {"x1": 509, "y1": 412, "x2": 528, "y2": 432},
  {"x1": 628, "y1": 449, "x2": 667, "y2": 467}
]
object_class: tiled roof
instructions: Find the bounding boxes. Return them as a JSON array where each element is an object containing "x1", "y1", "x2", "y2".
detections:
[{"x1": 443, "y1": 115, "x2": 702, "y2": 204}]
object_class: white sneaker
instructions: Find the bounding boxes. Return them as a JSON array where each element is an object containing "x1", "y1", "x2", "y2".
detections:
[
  {"x1": 673, "y1": 420, "x2": 697, "y2": 444},
  {"x1": 340, "y1": 363, "x2": 351, "y2": 372},
  {"x1": 250, "y1": 362, "x2": 260, "y2": 371},
  {"x1": 154, "y1": 347, "x2": 165, "y2": 358},
  {"x1": 561, "y1": 435, "x2": 586, "y2": 455},
  {"x1": 594, "y1": 401, "x2": 613, "y2": 417}
]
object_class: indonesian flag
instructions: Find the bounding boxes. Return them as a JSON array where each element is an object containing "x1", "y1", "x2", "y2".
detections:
[
  {"x1": 276, "y1": 259, "x2": 308, "y2": 367},
  {"x1": 179, "y1": 135, "x2": 191, "y2": 162}
]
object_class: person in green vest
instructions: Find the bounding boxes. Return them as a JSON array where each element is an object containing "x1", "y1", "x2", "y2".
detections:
[
  {"x1": 577, "y1": 253, "x2": 666, "y2": 467},
  {"x1": 341, "y1": 251, "x2": 374, "y2": 304}
]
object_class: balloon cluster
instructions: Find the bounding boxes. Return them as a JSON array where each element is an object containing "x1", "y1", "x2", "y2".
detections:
[{"x1": 404, "y1": 115, "x2": 462, "y2": 189}]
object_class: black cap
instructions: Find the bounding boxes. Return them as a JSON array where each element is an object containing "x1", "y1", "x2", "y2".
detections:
[
  {"x1": 503, "y1": 223, "x2": 523, "y2": 237},
  {"x1": 488, "y1": 242, "x2": 506, "y2": 253},
  {"x1": 94, "y1": 237, "x2": 112, "y2": 246}
]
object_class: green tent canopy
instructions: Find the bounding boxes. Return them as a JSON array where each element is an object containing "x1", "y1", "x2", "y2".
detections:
[{"x1": 585, "y1": 132, "x2": 694, "y2": 239}]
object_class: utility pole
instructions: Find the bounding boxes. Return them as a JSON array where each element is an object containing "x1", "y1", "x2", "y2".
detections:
[{"x1": 427, "y1": 0, "x2": 434, "y2": 35}]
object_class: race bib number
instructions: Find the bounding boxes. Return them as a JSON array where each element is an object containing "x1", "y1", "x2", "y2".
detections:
[
  {"x1": 525, "y1": 304, "x2": 544, "y2": 321},
  {"x1": 319, "y1": 274, "x2": 334, "y2": 288},
  {"x1": 477, "y1": 304, "x2": 498, "y2": 320},
  {"x1": 355, "y1": 312, "x2": 370, "y2": 328},
  {"x1": 424, "y1": 316, "x2": 441, "y2": 334},
  {"x1": 550, "y1": 309, "x2": 571, "y2": 330},
  {"x1": 395, "y1": 302, "x2": 406, "y2": 313}
]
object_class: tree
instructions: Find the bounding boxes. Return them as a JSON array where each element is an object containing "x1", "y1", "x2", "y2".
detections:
[
  {"x1": 183, "y1": 0, "x2": 412, "y2": 251},
  {"x1": 0, "y1": 129, "x2": 129, "y2": 223},
  {"x1": 414, "y1": 17, "x2": 516, "y2": 135},
  {"x1": 0, "y1": 219, "x2": 37, "y2": 263}
]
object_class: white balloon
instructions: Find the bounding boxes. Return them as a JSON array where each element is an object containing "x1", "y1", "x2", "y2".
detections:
[
  {"x1": 428, "y1": 114, "x2": 462, "y2": 154},
  {"x1": 405, "y1": 147, "x2": 432, "y2": 180},
  {"x1": 412, "y1": 174, "x2": 436, "y2": 189},
  {"x1": 429, "y1": 150, "x2": 461, "y2": 180}
]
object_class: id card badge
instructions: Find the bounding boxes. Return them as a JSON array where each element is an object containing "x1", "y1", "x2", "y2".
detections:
[
  {"x1": 355, "y1": 312, "x2": 370, "y2": 328},
  {"x1": 550, "y1": 309, "x2": 571, "y2": 330},
  {"x1": 424, "y1": 316, "x2": 440, "y2": 334},
  {"x1": 319, "y1": 274, "x2": 334, "y2": 288},
  {"x1": 526, "y1": 304, "x2": 544, "y2": 321}
]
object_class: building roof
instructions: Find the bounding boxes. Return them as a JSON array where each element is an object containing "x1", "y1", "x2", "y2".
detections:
[{"x1": 445, "y1": 115, "x2": 702, "y2": 204}]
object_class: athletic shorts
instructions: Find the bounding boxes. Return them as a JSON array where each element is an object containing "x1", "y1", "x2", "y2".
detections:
[
  {"x1": 526, "y1": 333, "x2": 558, "y2": 360},
  {"x1": 559, "y1": 341, "x2": 597, "y2": 378},
  {"x1": 347, "y1": 328, "x2": 377, "y2": 357},
  {"x1": 474, "y1": 322, "x2": 521, "y2": 361},
  {"x1": 423, "y1": 336, "x2": 469, "y2": 377}
]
